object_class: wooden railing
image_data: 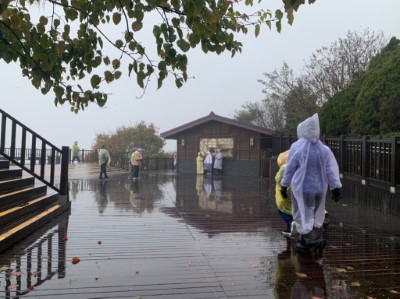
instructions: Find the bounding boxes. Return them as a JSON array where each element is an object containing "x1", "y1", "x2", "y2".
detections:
[
  {"x1": 272, "y1": 134, "x2": 400, "y2": 193},
  {"x1": 0, "y1": 108, "x2": 69, "y2": 196}
]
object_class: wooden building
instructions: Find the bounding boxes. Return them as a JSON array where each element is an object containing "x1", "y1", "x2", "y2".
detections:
[{"x1": 160, "y1": 112, "x2": 276, "y2": 177}]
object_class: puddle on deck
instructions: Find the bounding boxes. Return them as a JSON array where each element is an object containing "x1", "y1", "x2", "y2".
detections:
[{"x1": 0, "y1": 172, "x2": 399, "y2": 298}]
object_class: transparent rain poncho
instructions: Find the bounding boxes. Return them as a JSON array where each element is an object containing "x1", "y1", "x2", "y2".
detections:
[{"x1": 281, "y1": 114, "x2": 342, "y2": 235}]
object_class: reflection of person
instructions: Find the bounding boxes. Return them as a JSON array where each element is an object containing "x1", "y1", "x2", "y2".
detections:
[
  {"x1": 275, "y1": 238, "x2": 327, "y2": 299},
  {"x1": 213, "y1": 149, "x2": 223, "y2": 175},
  {"x1": 196, "y1": 152, "x2": 204, "y2": 175},
  {"x1": 71, "y1": 141, "x2": 80, "y2": 163},
  {"x1": 98, "y1": 144, "x2": 111, "y2": 179},
  {"x1": 96, "y1": 179, "x2": 109, "y2": 214},
  {"x1": 173, "y1": 152, "x2": 177, "y2": 169},
  {"x1": 275, "y1": 150, "x2": 293, "y2": 237},
  {"x1": 204, "y1": 151, "x2": 212, "y2": 175},
  {"x1": 196, "y1": 174, "x2": 204, "y2": 196},
  {"x1": 280, "y1": 113, "x2": 342, "y2": 258},
  {"x1": 129, "y1": 180, "x2": 145, "y2": 213},
  {"x1": 274, "y1": 238, "x2": 298, "y2": 299},
  {"x1": 203, "y1": 176, "x2": 212, "y2": 198},
  {"x1": 131, "y1": 148, "x2": 143, "y2": 180},
  {"x1": 213, "y1": 179, "x2": 222, "y2": 201}
]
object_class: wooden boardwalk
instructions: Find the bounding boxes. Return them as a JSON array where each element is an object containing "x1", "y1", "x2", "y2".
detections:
[{"x1": 0, "y1": 163, "x2": 399, "y2": 298}]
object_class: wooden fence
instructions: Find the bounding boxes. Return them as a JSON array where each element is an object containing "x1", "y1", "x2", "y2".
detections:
[{"x1": 272, "y1": 135, "x2": 400, "y2": 194}]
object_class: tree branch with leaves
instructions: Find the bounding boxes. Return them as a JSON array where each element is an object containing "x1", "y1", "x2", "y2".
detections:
[{"x1": 0, "y1": 0, "x2": 315, "y2": 112}]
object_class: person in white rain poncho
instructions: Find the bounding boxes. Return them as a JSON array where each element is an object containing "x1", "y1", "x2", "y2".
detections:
[{"x1": 280, "y1": 113, "x2": 342, "y2": 258}]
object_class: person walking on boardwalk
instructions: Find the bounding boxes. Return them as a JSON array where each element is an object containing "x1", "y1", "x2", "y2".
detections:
[
  {"x1": 280, "y1": 113, "x2": 342, "y2": 259},
  {"x1": 213, "y1": 148, "x2": 223, "y2": 175},
  {"x1": 196, "y1": 152, "x2": 204, "y2": 175},
  {"x1": 98, "y1": 144, "x2": 111, "y2": 179},
  {"x1": 130, "y1": 148, "x2": 143, "y2": 180},
  {"x1": 275, "y1": 150, "x2": 294, "y2": 237},
  {"x1": 71, "y1": 141, "x2": 80, "y2": 163}
]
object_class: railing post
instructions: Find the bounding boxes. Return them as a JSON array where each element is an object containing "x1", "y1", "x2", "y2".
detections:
[
  {"x1": 60, "y1": 146, "x2": 69, "y2": 197},
  {"x1": 361, "y1": 135, "x2": 369, "y2": 185},
  {"x1": 339, "y1": 135, "x2": 345, "y2": 175},
  {"x1": 390, "y1": 136, "x2": 399, "y2": 193},
  {"x1": 81, "y1": 149, "x2": 85, "y2": 163}
]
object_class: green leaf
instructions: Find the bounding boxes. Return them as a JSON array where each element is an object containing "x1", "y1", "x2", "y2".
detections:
[
  {"x1": 90, "y1": 74, "x2": 101, "y2": 88},
  {"x1": 255, "y1": 24, "x2": 260, "y2": 37}
]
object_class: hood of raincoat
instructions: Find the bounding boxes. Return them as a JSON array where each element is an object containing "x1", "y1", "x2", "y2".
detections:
[
  {"x1": 297, "y1": 113, "x2": 320, "y2": 142},
  {"x1": 277, "y1": 150, "x2": 289, "y2": 167}
]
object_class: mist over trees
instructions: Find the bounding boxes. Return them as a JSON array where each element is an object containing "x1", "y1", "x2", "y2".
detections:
[{"x1": 234, "y1": 29, "x2": 389, "y2": 135}]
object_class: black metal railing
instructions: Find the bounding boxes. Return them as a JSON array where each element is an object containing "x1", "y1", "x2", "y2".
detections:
[
  {"x1": 0, "y1": 108, "x2": 69, "y2": 196},
  {"x1": 272, "y1": 134, "x2": 400, "y2": 193}
]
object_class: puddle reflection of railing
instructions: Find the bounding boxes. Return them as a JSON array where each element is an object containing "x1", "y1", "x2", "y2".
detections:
[{"x1": 0, "y1": 211, "x2": 68, "y2": 299}]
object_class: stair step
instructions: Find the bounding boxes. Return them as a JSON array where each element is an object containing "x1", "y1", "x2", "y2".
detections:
[
  {"x1": 0, "y1": 185, "x2": 47, "y2": 210},
  {"x1": 0, "y1": 168, "x2": 22, "y2": 180},
  {"x1": 0, "y1": 177, "x2": 35, "y2": 194},
  {"x1": 0, "y1": 160, "x2": 9, "y2": 169},
  {"x1": 0, "y1": 204, "x2": 66, "y2": 253},
  {"x1": 0, "y1": 193, "x2": 59, "y2": 228}
]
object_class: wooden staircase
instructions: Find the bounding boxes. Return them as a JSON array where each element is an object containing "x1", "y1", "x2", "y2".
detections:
[{"x1": 0, "y1": 159, "x2": 70, "y2": 253}]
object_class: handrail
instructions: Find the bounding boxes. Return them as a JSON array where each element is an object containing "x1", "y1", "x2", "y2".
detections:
[{"x1": 0, "y1": 108, "x2": 69, "y2": 197}]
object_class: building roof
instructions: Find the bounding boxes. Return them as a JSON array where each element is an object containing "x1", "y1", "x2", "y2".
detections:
[{"x1": 160, "y1": 112, "x2": 276, "y2": 139}]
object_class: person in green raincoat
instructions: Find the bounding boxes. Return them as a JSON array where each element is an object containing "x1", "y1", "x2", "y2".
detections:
[{"x1": 98, "y1": 144, "x2": 111, "y2": 179}]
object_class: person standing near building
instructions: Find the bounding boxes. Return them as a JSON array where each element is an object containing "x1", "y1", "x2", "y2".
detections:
[
  {"x1": 98, "y1": 144, "x2": 111, "y2": 179},
  {"x1": 203, "y1": 151, "x2": 213, "y2": 175},
  {"x1": 131, "y1": 148, "x2": 143, "y2": 180},
  {"x1": 196, "y1": 152, "x2": 204, "y2": 175},
  {"x1": 280, "y1": 113, "x2": 342, "y2": 259},
  {"x1": 71, "y1": 141, "x2": 80, "y2": 163},
  {"x1": 213, "y1": 148, "x2": 223, "y2": 175}
]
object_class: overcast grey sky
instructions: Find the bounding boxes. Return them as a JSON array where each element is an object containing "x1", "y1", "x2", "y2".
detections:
[{"x1": 1, "y1": 0, "x2": 399, "y2": 152}]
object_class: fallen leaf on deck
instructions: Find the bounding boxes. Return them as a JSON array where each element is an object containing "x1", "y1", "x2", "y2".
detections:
[
  {"x1": 335, "y1": 268, "x2": 347, "y2": 273},
  {"x1": 97, "y1": 240, "x2": 102, "y2": 245},
  {"x1": 367, "y1": 297, "x2": 376, "y2": 299},
  {"x1": 311, "y1": 296, "x2": 323, "y2": 299},
  {"x1": 10, "y1": 271, "x2": 23, "y2": 276},
  {"x1": 71, "y1": 257, "x2": 81, "y2": 264},
  {"x1": 63, "y1": 236, "x2": 68, "y2": 241},
  {"x1": 296, "y1": 272, "x2": 308, "y2": 278},
  {"x1": 187, "y1": 261, "x2": 193, "y2": 266},
  {"x1": 350, "y1": 281, "x2": 361, "y2": 287},
  {"x1": 331, "y1": 284, "x2": 344, "y2": 290},
  {"x1": 7, "y1": 284, "x2": 17, "y2": 290},
  {"x1": 250, "y1": 263, "x2": 258, "y2": 268},
  {"x1": 390, "y1": 290, "x2": 400, "y2": 294}
]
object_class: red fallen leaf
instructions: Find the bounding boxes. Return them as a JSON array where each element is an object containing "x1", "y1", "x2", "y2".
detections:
[
  {"x1": 63, "y1": 236, "x2": 68, "y2": 241},
  {"x1": 28, "y1": 285, "x2": 35, "y2": 291},
  {"x1": 97, "y1": 241, "x2": 102, "y2": 245},
  {"x1": 71, "y1": 257, "x2": 80, "y2": 264},
  {"x1": 32, "y1": 271, "x2": 40, "y2": 277}
]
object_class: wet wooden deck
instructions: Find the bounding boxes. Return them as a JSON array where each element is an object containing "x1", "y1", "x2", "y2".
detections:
[{"x1": 0, "y1": 163, "x2": 399, "y2": 298}]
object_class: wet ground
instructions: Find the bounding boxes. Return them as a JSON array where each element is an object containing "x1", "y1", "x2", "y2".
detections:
[{"x1": 0, "y1": 163, "x2": 400, "y2": 298}]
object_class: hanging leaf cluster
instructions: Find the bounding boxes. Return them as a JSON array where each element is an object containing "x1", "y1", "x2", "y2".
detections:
[{"x1": 0, "y1": 0, "x2": 315, "y2": 112}]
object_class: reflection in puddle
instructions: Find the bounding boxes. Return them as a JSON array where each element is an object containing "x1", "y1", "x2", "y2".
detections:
[
  {"x1": 0, "y1": 211, "x2": 69, "y2": 298},
  {"x1": 0, "y1": 172, "x2": 399, "y2": 298}
]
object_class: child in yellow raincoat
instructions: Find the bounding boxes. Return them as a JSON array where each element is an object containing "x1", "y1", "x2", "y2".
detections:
[{"x1": 275, "y1": 150, "x2": 294, "y2": 237}]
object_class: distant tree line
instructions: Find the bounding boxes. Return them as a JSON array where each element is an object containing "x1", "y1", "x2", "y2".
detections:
[{"x1": 234, "y1": 29, "x2": 400, "y2": 137}]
